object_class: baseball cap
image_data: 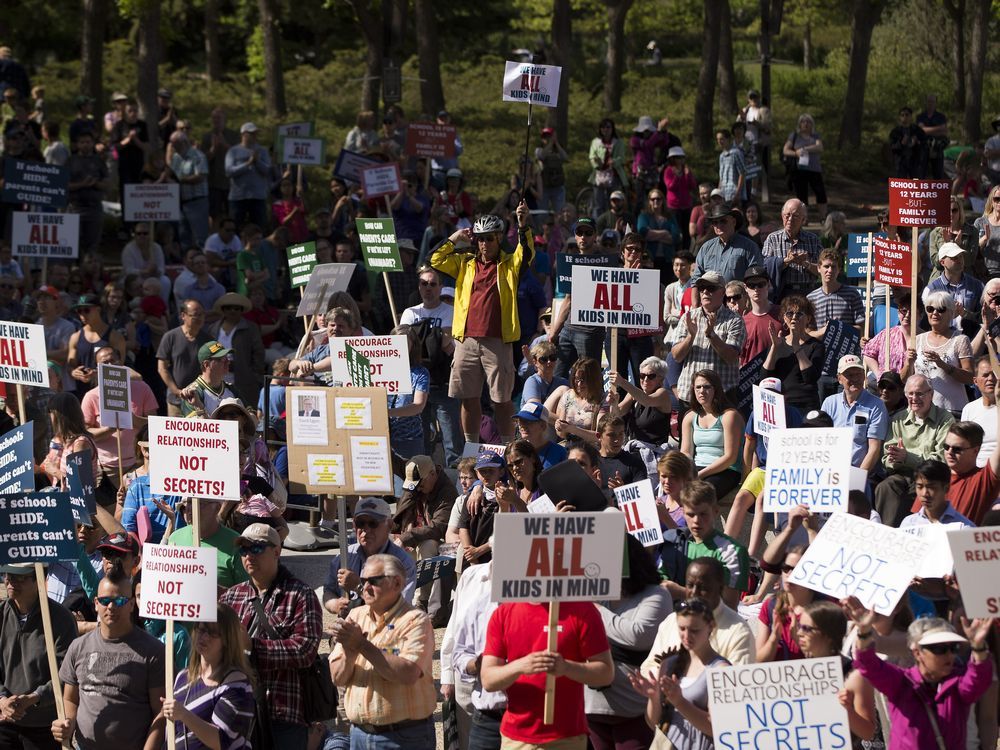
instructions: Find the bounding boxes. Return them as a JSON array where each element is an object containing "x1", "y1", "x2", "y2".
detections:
[
  {"x1": 539, "y1": 306, "x2": 553, "y2": 321},
  {"x1": 157, "y1": 88, "x2": 172, "y2": 99},
  {"x1": 402, "y1": 455, "x2": 435, "y2": 491},
  {"x1": 98, "y1": 531, "x2": 140, "y2": 556},
  {"x1": 234, "y1": 523, "x2": 280, "y2": 548},
  {"x1": 111, "y1": 92, "x2": 128, "y2": 102},
  {"x1": 71, "y1": 293, "x2": 101, "y2": 310},
  {"x1": 917, "y1": 628, "x2": 967, "y2": 647},
  {"x1": 601, "y1": 229, "x2": 621, "y2": 244},
  {"x1": 446, "y1": 168, "x2": 462, "y2": 179},
  {"x1": 709, "y1": 188, "x2": 725, "y2": 198},
  {"x1": 354, "y1": 497, "x2": 391, "y2": 520},
  {"x1": 0, "y1": 563, "x2": 34, "y2": 575},
  {"x1": 575, "y1": 217, "x2": 596, "y2": 233},
  {"x1": 610, "y1": 190, "x2": 627, "y2": 202},
  {"x1": 759, "y1": 377, "x2": 782, "y2": 393},
  {"x1": 937, "y1": 242, "x2": 964, "y2": 260},
  {"x1": 441, "y1": 287, "x2": 456, "y2": 298},
  {"x1": 475, "y1": 450, "x2": 505, "y2": 470},
  {"x1": 515, "y1": 402, "x2": 547, "y2": 423},
  {"x1": 198, "y1": 340, "x2": 232, "y2": 364},
  {"x1": 35, "y1": 285, "x2": 59, "y2": 300},
  {"x1": 837, "y1": 354, "x2": 864, "y2": 374},
  {"x1": 239, "y1": 122, "x2": 258, "y2": 134},
  {"x1": 743, "y1": 265, "x2": 768, "y2": 284},
  {"x1": 437, "y1": 109, "x2": 450, "y2": 119},
  {"x1": 695, "y1": 271, "x2": 725, "y2": 290},
  {"x1": 74, "y1": 95, "x2": 93, "y2": 108},
  {"x1": 877, "y1": 371, "x2": 903, "y2": 390},
  {"x1": 541, "y1": 127, "x2": 554, "y2": 136}
]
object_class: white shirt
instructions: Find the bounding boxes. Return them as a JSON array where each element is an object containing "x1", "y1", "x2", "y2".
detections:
[
  {"x1": 961, "y1": 397, "x2": 996, "y2": 467},
  {"x1": 449, "y1": 563, "x2": 506, "y2": 711},
  {"x1": 640, "y1": 602, "x2": 755, "y2": 678},
  {"x1": 204, "y1": 233, "x2": 243, "y2": 260},
  {"x1": 400, "y1": 302, "x2": 454, "y2": 329}
]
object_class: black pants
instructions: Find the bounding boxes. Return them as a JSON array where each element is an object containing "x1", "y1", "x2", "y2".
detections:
[{"x1": 0, "y1": 723, "x2": 61, "y2": 750}]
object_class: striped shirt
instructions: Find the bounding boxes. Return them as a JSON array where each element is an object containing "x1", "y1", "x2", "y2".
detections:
[
  {"x1": 172, "y1": 671, "x2": 255, "y2": 749},
  {"x1": 807, "y1": 284, "x2": 865, "y2": 330}
]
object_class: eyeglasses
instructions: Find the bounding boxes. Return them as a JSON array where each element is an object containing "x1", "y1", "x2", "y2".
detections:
[
  {"x1": 96, "y1": 595, "x2": 131, "y2": 607},
  {"x1": 796, "y1": 623, "x2": 819, "y2": 635},
  {"x1": 195, "y1": 625, "x2": 221, "y2": 637},
  {"x1": 925, "y1": 306, "x2": 947, "y2": 314},
  {"x1": 784, "y1": 311, "x2": 805, "y2": 319},
  {"x1": 360, "y1": 574, "x2": 390, "y2": 587},
  {"x1": 921, "y1": 642, "x2": 961, "y2": 656},
  {"x1": 746, "y1": 280, "x2": 768, "y2": 289},
  {"x1": 675, "y1": 599, "x2": 711, "y2": 615},
  {"x1": 238, "y1": 542, "x2": 274, "y2": 556},
  {"x1": 725, "y1": 294, "x2": 744, "y2": 303},
  {"x1": 537, "y1": 355, "x2": 557, "y2": 364},
  {"x1": 354, "y1": 519, "x2": 383, "y2": 530},
  {"x1": 639, "y1": 372, "x2": 658, "y2": 380},
  {"x1": 943, "y1": 443, "x2": 972, "y2": 454}
]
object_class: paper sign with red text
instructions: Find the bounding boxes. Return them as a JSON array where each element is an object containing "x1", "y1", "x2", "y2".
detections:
[
  {"x1": 140, "y1": 543, "x2": 217, "y2": 622},
  {"x1": 569, "y1": 265, "x2": 660, "y2": 329},
  {"x1": 613, "y1": 480, "x2": 662, "y2": 547}
]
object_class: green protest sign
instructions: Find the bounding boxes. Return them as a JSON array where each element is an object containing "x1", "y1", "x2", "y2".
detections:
[
  {"x1": 345, "y1": 343, "x2": 372, "y2": 387},
  {"x1": 356, "y1": 218, "x2": 402, "y2": 273},
  {"x1": 287, "y1": 241, "x2": 318, "y2": 288}
]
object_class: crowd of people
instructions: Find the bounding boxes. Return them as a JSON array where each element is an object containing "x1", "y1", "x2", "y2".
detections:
[{"x1": 0, "y1": 51, "x2": 998, "y2": 750}]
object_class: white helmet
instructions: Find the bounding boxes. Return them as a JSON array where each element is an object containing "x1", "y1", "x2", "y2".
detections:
[{"x1": 473, "y1": 215, "x2": 504, "y2": 235}]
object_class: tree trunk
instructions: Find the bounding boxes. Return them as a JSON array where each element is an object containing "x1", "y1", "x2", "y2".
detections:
[
  {"x1": 717, "y1": 0, "x2": 738, "y2": 116},
  {"x1": 204, "y1": 0, "x2": 223, "y2": 83},
  {"x1": 802, "y1": 18, "x2": 812, "y2": 70},
  {"x1": 602, "y1": 0, "x2": 634, "y2": 113},
  {"x1": 414, "y1": 0, "x2": 445, "y2": 116},
  {"x1": 549, "y1": 0, "x2": 572, "y2": 144},
  {"x1": 347, "y1": 0, "x2": 384, "y2": 114},
  {"x1": 257, "y1": 0, "x2": 286, "y2": 118},
  {"x1": 964, "y1": 0, "x2": 990, "y2": 142},
  {"x1": 136, "y1": 0, "x2": 161, "y2": 152},
  {"x1": 80, "y1": 0, "x2": 107, "y2": 106},
  {"x1": 942, "y1": 0, "x2": 965, "y2": 114},
  {"x1": 837, "y1": 0, "x2": 887, "y2": 149},
  {"x1": 693, "y1": 0, "x2": 722, "y2": 151}
]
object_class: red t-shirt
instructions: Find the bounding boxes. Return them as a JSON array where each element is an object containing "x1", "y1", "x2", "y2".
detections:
[
  {"x1": 463, "y1": 259, "x2": 502, "y2": 338},
  {"x1": 910, "y1": 463, "x2": 1000, "y2": 525},
  {"x1": 484, "y1": 602, "x2": 608, "y2": 744},
  {"x1": 742, "y1": 306, "x2": 783, "y2": 364},
  {"x1": 244, "y1": 307, "x2": 279, "y2": 348}
]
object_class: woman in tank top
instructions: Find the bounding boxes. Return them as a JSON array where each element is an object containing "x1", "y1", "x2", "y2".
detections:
[{"x1": 680, "y1": 369, "x2": 744, "y2": 499}]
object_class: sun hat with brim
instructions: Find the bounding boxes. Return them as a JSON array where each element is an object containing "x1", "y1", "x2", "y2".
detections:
[
  {"x1": 917, "y1": 629, "x2": 968, "y2": 647},
  {"x1": 634, "y1": 116, "x2": 655, "y2": 134},
  {"x1": 704, "y1": 203, "x2": 741, "y2": 222},
  {"x1": 213, "y1": 292, "x2": 251, "y2": 313},
  {"x1": 667, "y1": 146, "x2": 686, "y2": 159},
  {"x1": 211, "y1": 397, "x2": 257, "y2": 433},
  {"x1": 695, "y1": 271, "x2": 725, "y2": 290},
  {"x1": 0, "y1": 563, "x2": 35, "y2": 575}
]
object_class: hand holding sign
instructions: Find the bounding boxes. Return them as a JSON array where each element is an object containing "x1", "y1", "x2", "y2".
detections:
[{"x1": 516, "y1": 199, "x2": 530, "y2": 229}]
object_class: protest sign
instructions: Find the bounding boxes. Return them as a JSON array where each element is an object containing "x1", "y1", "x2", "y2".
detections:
[
  {"x1": 502, "y1": 61, "x2": 563, "y2": 108},
  {"x1": 569, "y1": 265, "x2": 660, "y2": 329},
  {"x1": 872, "y1": 236, "x2": 912, "y2": 287},
  {"x1": 901, "y1": 522, "x2": 962, "y2": 578},
  {"x1": 350, "y1": 435, "x2": 392, "y2": 492},
  {"x1": 462, "y1": 442, "x2": 508, "y2": 458},
  {"x1": 845, "y1": 233, "x2": 883, "y2": 279},
  {"x1": 405, "y1": 122, "x2": 457, "y2": 159},
  {"x1": 947, "y1": 527, "x2": 1000, "y2": 617},
  {"x1": 287, "y1": 241, "x2": 318, "y2": 288},
  {"x1": 491, "y1": 512, "x2": 624, "y2": 602},
  {"x1": 613, "y1": 481, "x2": 662, "y2": 547},
  {"x1": 282, "y1": 136, "x2": 326, "y2": 166},
  {"x1": 0, "y1": 322, "x2": 48, "y2": 386},
  {"x1": 888, "y1": 179, "x2": 951, "y2": 226},
  {"x1": 64, "y1": 449, "x2": 96, "y2": 525},
  {"x1": 738, "y1": 350, "x2": 767, "y2": 419},
  {"x1": 554, "y1": 252, "x2": 620, "y2": 296},
  {"x1": 707, "y1": 657, "x2": 849, "y2": 750},
  {"x1": 344, "y1": 343, "x2": 373, "y2": 388},
  {"x1": 788, "y1": 512, "x2": 929, "y2": 614},
  {"x1": 295, "y1": 262, "x2": 355, "y2": 316},
  {"x1": 752, "y1": 385, "x2": 786, "y2": 438},
  {"x1": 415, "y1": 556, "x2": 457, "y2": 589},
  {"x1": 98, "y1": 364, "x2": 133, "y2": 430},
  {"x1": 361, "y1": 163, "x2": 402, "y2": 200},
  {"x1": 0, "y1": 424, "x2": 33, "y2": 496},
  {"x1": 0, "y1": 493, "x2": 77, "y2": 564},
  {"x1": 276, "y1": 121, "x2": 313, "y2": 138},
  {"x1": 140, "y1": 543, "x2": 218, "y2": 622},
  {"x1": 357, "y1": 217, "x2": 403, "y2": 272},
  {"x1": 11, "y1": 211, "x2": 79, "y2": 258},
  {"x1": 328, "y1": 335, "x2": 412, "y2": 394},
  {"x1": 761, "y1": 428, "x2": 852, "y2": 513},
  {"x1": 2, "y1": 159, "x2": 68, "y2": 207},
  {"x1": 148, "y1": 416, "x2": 240, "y2": 501},
  {"x1": 332, "y1": 149, "x2": 380, "y2": 185},
  {"x1": 123, "y1": 183, "x2": 181, "y2": 222},
  {"x1": 820, "y1": 320, "x2": 861, "y2": 377}
]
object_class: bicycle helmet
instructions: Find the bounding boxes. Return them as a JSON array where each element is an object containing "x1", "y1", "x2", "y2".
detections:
[{"x1": 473, "y1": 214, "x2": 505, "y2": 235}]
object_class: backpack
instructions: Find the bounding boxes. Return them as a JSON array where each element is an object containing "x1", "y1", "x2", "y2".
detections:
[{"x1": 411, "y1": 317, "x2": 452, "y2": 386}]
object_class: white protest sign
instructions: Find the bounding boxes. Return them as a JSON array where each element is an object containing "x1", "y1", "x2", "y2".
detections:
[
  {"x1": 140, "y1": 543, "x2": 217, "y2": 622},
  {"x1": 502, "y1": 61, "x2": 563, "y2": 108},
  {"x1": 349, "y1": 435, "x2": 392, "y2": 493},
  {"x1": 569, "y1": 265, "x2": 660, "y2": 329},
  {"x1": 276, "y1": 121, "x2": 314, "y2": 138},
  {"x1": 282, "y1": 136, "x2": 326, "y2": 166},
  {"x1": 527, "y1": 494, "x2": 556, "y2": 514},
  {"x1": 761, "y1": 428, "x2": 852, "y2": 513},
  {"x1": 360, "y1": 163, "x2": 401, "y2": 200},
  {"x1": 752, "y1": 385, "x2": 786, "y2": 437},
  {"x1": 947, "y1": 527, "x2": 1000, "y2": 617},
  {"x1": 707, "y1": 657, "x2": 849, "y2": 750},
  {"x1": 328, "y1": 335, "x2": 412, "y2": 395},
  {"x1": 123, "y1": 183, "x2": 181, "y2": 222},
  {"x1": 613, "y1": 480, "x2": 662, "y2": 547},
  {"x1": 491, "y1": 512, "x2": 624, "y2": 602},
  {"x1": 98, "y1": 364, "x2": 133, "y2": 430},
  {"x1": 0, "y1": 322, "x2": 47, "y2": 387},
  {"x1": 901, "y1": 522, "x2": 964, "y2": 578},
  {"x1": 295, "y1": 262, "x2": 356, "y2": 316},
  {"x1": 461, "y1": 442, "x2": 507, "y2": 458},
  {"x1": 11, "y1": 211, "x2": 79, "y2": 258},
  {"x1": 788, "y1": 512, "x2": 930, "y2": 614},
  {"x1": 148, "y1": 416, "x2": 240, "y2": 500}
]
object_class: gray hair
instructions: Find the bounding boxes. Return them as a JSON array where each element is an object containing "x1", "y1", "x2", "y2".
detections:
[
  {"x1": 923, "y1": 290, "x2": 956, "y2": 315},
  {"x1": 906, "y1": 616, "x2": 956, "y2": 649},
  {"x1": 985, "y1": 278, "x2": 1000, "y2": 297},
  {"x1": 639, "y1": 356, "x2": 668, "y2": 379},
  {"x1": 798, "y1": 113, "x2": 816, "y2": 130},
  {"x1": 365, "y1": 554, "x2": 406, "y2": 584}
]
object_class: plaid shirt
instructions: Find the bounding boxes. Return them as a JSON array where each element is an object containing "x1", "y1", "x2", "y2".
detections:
[
  {"x1": 669, "y1": 305, "x2": 746, "y2": 398},
  {"x1": 220, "y1": 565, "x2": 323, "y2": 725},
  {"x1": 718, "y1": 146, "x2": 745, "y2": 202},
  {"x1": 761, "y1": 228, "x2": 822, "y2": 290}
]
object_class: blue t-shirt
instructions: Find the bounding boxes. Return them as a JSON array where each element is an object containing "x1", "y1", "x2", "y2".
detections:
[
  {"x1": 537, "y1": 441, "x2": 568, "y2": 469},
  {"x1": 744, "y1": 404, "x2": 804, "y2": 466},
  {"x1": 522, "y1": 374, "x2": 568, "y2": 406},
  {"x1": 389, "y1": 365, "x2": 430, "y2": 442}
]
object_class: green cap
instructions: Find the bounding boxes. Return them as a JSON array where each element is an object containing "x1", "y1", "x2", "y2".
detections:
[{"x1": 198, "y1": 340, "x2": 231, "y2": 364}]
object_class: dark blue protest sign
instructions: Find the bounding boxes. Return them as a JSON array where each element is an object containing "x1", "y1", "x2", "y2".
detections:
[
  {"x1": 64, "y1": 449, "x2": 96, "y2": 526},
  {"x1": 0, "y1": 423, "x2": 34, "y2": 495},
  {"x1": 555, "y1": 252, "x2": 620, "y2": 296},
  {"x1": 0, "y1": 493, "x2": 77, "y2": 564},
  {"x1": 845, "y1": 232, "x2": 886, "y2": 280},
  {"x1": 414, "y1": 555, "x2": 457, "y2": 589},
  {"x1": 821, "y1": 320, "x2": 862, "y2": 376},
  {"x1": 738, "y1": 350, "x2": 767, "y2": 420},
  {"x1": 332, "y1": 149, "x2": 380, "y2": 186},
  {"x1": 2, "y1": 159, "x2": 69, "y2": 208}
]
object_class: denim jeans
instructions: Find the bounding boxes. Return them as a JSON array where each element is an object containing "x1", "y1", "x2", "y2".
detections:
[
  {"x1": 180, "y1": 195, "x2": 210, "y2": 249},
  {"x1": 468, "y1": 708, "x2": 503, "y2": 750},
  {"x1": 272, "y1": 719, "x2": 309, "y2": 748},
  {"x1": 423, "y1": 386, "x2": 465, "y2": 466},
  {"x1": 349, "y1": 719, "x2": 435, "y2": 750},
  {"x1": 539, "y1": 185, "x2": 566, "y2": 214},
  {"x1": 555, "y1": 326, "x2": 605, "y2": 379}
]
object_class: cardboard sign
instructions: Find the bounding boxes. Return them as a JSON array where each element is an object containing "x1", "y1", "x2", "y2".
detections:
[
  {"x1": 282, "y1": 136, "x2": 326, "y2": 166},
  {"x1": 295, "y1": 262, "x2": 356, "y2": 316},
  {"x1": 140, "y1": 543, "x2": 218, "y2": 622},
  {"x1": 123, "y1": 183, "x2": 181, "y2": 222},
  {"x1": 555, "y1": 252, "x2": 620, "y2": 296},
  {"x1": 405, "y1": 122, "x2": 458, "y2": 159},
  {"x1": 761, "y1": 428, "x2": 852, "y2": 513},
  {"x1": 888, "y1": 178, "x2": 951, "y2": 226},
  {"x1": 502, "y1": 61, "x2": 563, "y2": 108},
  {"x1": 902, "y1": 522, "x2": 963, "y2": 578},
  {"x1": 820, "y1": 320, "x2": 861, "y2": 377},
  {"x1": 708, "y1": 657, "x2": 849, "y2": 750},
  {"x1": 0, "y1": 492, "x2": 77, "y2": 564},
  {"x1": 569, "y1": 265, "x2": 660, "y2": 329},
  {"x1": 873, "y1": 236, "x2": 912, "y2": 287},
  {"x1": 491, "y1": 512, "x2": 625, "y2": 602},
  {"x1": 845, "y1": 233, "x2": 883, "y2": 280},
  {"x1": 0, "y1": 424, "x2": 33, "y2": 496},
  {"x1": 328, "y1": 335, "x2": 412, "y2": 394},
  {"x1": 276, "y1": 121, "x2": 314, "y2": 138},
  {"x1": 98, "y1": 364, "x2": 133, "y2": 430},
  {"x1": 344, "y1": 343, "x2": 373, "y2": 388},
  {"x1": 0, "y1": 322, "x2": 48, "y2": 387},
  {"x1": 613, "y1": 480, "x2": 662, "y2": 547},
  {"x1": 738, "y1": 350, "x2": 767, "y2": 420},
  {"x1": 148, "y1": 416, "x2": 240, "y2": 501},
  {"x1": 752, "y1": 385, "x2": 786, "y2": 438},
  {"x1": 361, "y1": 163, "x2": 402, "y2": 200},
  {"x1": 287, "y1": 241, "x2": 318, "y2": 288},
  {"x1": 332, "y1": 149, "x2": 380, "y2": 185},
  {"x1": 947, "y1": 527, "x2": 1000, "y2": 617},
  {"x1": 789, "y1": 512, "x2": 929, "y2": 614},
  {"x1": 356, "y1": 217, "x2": 403, "y2": 272},
  {"x1": 11, "y1": 212, "x2": 79, "y2": 258},
  {"x1": 2, "y1": 159, "x2": 68, "y2": 207},
  {"x1": 64, "y1": 450, "x2": 96, "y2": 526}
]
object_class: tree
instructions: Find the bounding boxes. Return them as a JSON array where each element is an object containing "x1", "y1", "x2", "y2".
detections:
[
  {"x1": 135, "y1": 0, "x2": 161, "y2": 151},
  {"x1": 837, "y1": 0, "x2": 889, "y2": 149},
  {"x1": 414, "y1": 0, "x2": 445, "y2": 116},
  {"x1": 717, "y1": 0, "x2": 738, "y2": 117},
  {"x1": 204, "y1": 0, "x2": 223, "y2": 83},
  {"x1": 602, "y1": 0, "x2": 634, "y2": 113},
  {"x1": 548, "y1": 0, "x2": 571, "y2": 143},
  {"x1": 258, "y1": 0, "x2": 286, "y2": 117},
  {"x1": 346, "y1": 0, "x2": 384, "y2": 114},
  {"x1": 80, "y1": 0, "x2": 108, "y2": 106},
  {"x1": 964, "y1": 0, "x2": 991, "y2": 141},
  {"x1": 693, "y1": 0, "x2": 722, "y2": 151},
  {"x1": 941, "y1": 0, "x2": 965, "y2": 113}
]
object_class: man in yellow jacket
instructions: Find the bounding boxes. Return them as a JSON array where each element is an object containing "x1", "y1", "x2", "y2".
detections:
[{"x1": 430, "y1": 199, "x2": 532, "y2": 443}]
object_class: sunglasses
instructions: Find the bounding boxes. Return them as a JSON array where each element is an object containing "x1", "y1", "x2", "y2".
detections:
[
  {"x1": 575, "y1": 228, "x2": 595, "y2": 237},
  {"x1": 639, "y1": 372, "x2": 658, "y2": 380},
  {"x1": 784, "y1": 311, "x2": 805, "y2": 319},
  {"x1": 921, "y1": 642, "x2": 961, "y2": 655},
  {"x1": 476, "y1": 234, "x2": 500, "y2": 243},
  {"x1": 96, "y1": 595, "x2": 131, "y2": 607},
  {"x1": 537, "y1": 355, "x2": 557, "y2": 364},
  {"x1": 419, "y1": 280, "x2": 439, "y2": 287},
  {"x1": 675, "y1": 599, "x2": 711, "y2": 615},
  {"x1": 746, "y1": 280, "x2": 768, "y2": 289},
  {"x1": 943, "y1": 444, "x2": 971, "y2": 454},
  {"x1": 990, "y1": 295, "x2": 1000, "y2": 306},
  {"x1": 354, "y1": 519, "x2": 382, "y2": 530},
  {"x1": 221, "y1": 305, "x2": 243, "y2": 312},
  {"x1": 925, "y1": 306, "x2": 946, "y2": 314},
  {"x1": 725, "y1": 294, "x2": 744, "y2": 303},
  {"x1": 360, "y1": 574, "x2": 390, "y2": 587},
  {"x1": 238, "y1": 542, "x2": 273, "y2": 556}
]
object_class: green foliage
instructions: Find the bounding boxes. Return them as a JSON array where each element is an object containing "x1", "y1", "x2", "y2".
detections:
[{"x1": 246, "y1": 25, "x2": 266, "y2": 85}]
